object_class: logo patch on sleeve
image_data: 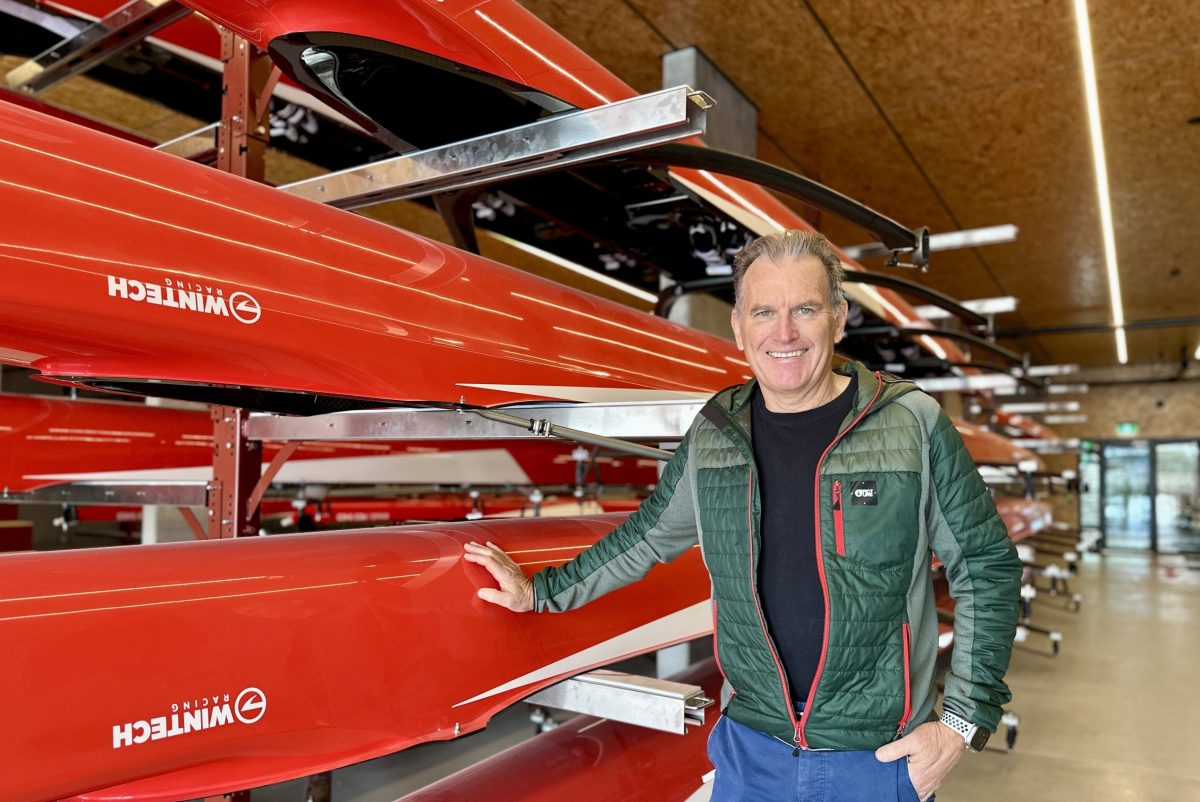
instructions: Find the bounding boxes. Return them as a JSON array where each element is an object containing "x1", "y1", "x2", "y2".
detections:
[{"x1": 850, "y1": 480, "x2": 878, "y2": 505}]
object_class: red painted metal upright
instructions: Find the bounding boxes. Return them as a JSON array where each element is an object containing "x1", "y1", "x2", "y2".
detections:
[
  {"x1": 215, "y1": 29, "x2": 277, "y2": 180},
  {"x1": 205, "y1": 31, "x2": 278, "y2": 541},
  {"x1": 206, "y1": 31, "x2": 277, "y2": 800},
  {"x1": 207, "y1": 405, "x2": 261, "y2": 540}
]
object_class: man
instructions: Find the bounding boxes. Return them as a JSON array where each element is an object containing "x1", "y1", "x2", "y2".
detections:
[{"x1": 465, "y1": 230, "x2": 1022, "y2": 801}]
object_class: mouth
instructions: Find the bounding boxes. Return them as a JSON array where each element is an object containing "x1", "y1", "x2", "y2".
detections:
[{"x1": 766, "y1": 348, "x2": 808, "y2": 359}]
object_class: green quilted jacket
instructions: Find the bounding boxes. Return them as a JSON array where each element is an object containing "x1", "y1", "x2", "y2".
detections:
[{"x1": 533, "y1": 360, "x2": 1022, "y2": 750}]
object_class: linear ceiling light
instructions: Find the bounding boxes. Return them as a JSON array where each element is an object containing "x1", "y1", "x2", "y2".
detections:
[
  {"x1": 926, "y1": 225, "x2": 1019, "y2": 252},
  {"x1": 914, "y1": 296, "x2": 1018, "y2": 320},
  {"x1": 486, "y1": 232, "x2": 658, "y2": 304},
  {"x1": 914, "y1": 375, "x2": 1019, "y2": 393},
  {"x1": 1010, "y1": 438, "x2": 1082, "y2": 453},
  {"x1": 1074, "y1": 0, "x2": 1127, "y2": 364},
  {"x1": 1043, "y1": 414, "x2": 1089, "y2": 425},
  {"x1": 999, "y1": 401, "x2": 1082, "y2": 414},
  {"x1": 1020, "y1": 364, "x2": 1080, "y2": 377},
  {"x1": 841, "y1": 224, "x2": 1017, "y2": 261}
]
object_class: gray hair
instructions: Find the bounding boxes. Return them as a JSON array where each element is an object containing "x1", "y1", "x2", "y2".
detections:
[{"x1": 732, "y1": 230, "x2": 845, "y2": 313}]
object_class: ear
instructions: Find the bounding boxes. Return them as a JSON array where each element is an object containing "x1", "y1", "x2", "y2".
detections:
[
  {"x1": 730, "y1": 308, "x2": 744, "y2": 351},
  {"x1": 834, "y1": 299, "x2": 848, "y2": 343}
]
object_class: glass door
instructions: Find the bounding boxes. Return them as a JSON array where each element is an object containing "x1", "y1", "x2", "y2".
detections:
[
  {"x1": 1079, "y1": 451, "x2": 1102, "y2": 532},
  {"x1": 1103, "y1": 443, "x2": 1152, "y2": 549},
  {"x1": 1155, "y1": 441, "x2": 1200, "y2": 554}
]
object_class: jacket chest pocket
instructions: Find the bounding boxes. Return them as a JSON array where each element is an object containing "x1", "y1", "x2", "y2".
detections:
[
  {"x1": 829, "y1": 473, "x2": 921, "y2": 567},
  {"x1": 695, "y1": 465, "x2": 752, "y2": 538}
]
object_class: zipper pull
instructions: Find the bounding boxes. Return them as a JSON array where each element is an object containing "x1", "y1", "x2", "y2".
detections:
[{"x1": 832, "y1": 479, "x2": 846, "y2": 556}]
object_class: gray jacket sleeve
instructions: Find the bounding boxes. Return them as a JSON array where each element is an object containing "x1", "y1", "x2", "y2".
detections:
[
  {"x1": 926, "y1": 407, "x2": 1023, "y2": 732},
  {"x1": 532, "y1": 434, "x2": 700, "y2": 612}
]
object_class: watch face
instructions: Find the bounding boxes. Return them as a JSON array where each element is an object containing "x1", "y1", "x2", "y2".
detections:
[{"x1": 969, "y1": 728, "x2": 991, "y2": 751}]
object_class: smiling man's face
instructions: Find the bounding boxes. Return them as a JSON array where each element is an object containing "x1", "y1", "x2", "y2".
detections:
[{"x1": 731, "y1": 254, "x2": 848, "y2": 412}]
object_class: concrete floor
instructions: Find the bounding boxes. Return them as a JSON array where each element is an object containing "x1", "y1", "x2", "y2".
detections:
[
  {"x1": 940, "y1": 551, "x2": 1200, "y2": 801},
  {"x1": 244, "y1": 551, "x2": 1200, "y2": 802}
]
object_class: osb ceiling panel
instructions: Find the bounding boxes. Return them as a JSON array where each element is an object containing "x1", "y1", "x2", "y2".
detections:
[
  {"x1": 1125, "y1": 324, "x2": 1200, "y2": 366},
  {"x1": 622, "y1": 0, "x2": 883, "y2": 131},
  {"x1": 521, "y1": 0, "x2": 669, "y2": 92},
  {"x1": 1036, "y1": 330, "x2": 1122, "y2": 367},
  {"x1": 1089, "y1": 0, "x2": 1200, "y2": 63},
  {"x1": 965, "y1": 196, "x2": 1108, "y2": 322},
  {"x1": 755, "y1": 133, "x2": 810, "y2": 188},
  {"x1": 778, "y1": 115, "x2": 954, "y2": 232},
  {"x1": 806, "y1": 0, "x2": 1082, "y2": 111},
  {"x1": 884, "y1": 76, "x2": 1093, "y2": 221},
  {"x1": 1042, "y1": 326, "x2": 1200, "y2": 368},
  {"x1": 1097, "y1": 49, "x2": 1200, "y2": 321}
]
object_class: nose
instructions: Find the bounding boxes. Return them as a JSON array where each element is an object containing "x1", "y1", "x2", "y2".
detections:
[{"x1": 772, "y1": 314, "x2": 799, "y2": 342}]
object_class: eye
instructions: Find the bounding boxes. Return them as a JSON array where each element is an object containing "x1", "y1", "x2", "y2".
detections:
[
  {"x1": 796, "y1": 306, "x2": 815, "y2": 316},
  {"x1": 754, "y1": 309, "x2": 773, "y2": 318}
]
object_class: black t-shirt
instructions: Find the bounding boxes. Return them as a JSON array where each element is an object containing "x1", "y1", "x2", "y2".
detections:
[{"x1": 751, "y1": 374, "x2": 857, "y2": 706}]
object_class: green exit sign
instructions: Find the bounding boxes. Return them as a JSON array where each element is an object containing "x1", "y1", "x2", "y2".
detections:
[{"x1": 1116, "y1": 421, "x2": 1139, "y2": 437}]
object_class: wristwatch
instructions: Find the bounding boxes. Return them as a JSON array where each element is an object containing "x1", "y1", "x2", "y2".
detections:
[{"x1": 939, "y1": 709, "x2": 990, "y2": 752}]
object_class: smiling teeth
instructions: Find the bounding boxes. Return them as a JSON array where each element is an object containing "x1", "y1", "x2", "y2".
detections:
[{"x1": 767, "y1": 349, "x2": 807, "y2": 358}]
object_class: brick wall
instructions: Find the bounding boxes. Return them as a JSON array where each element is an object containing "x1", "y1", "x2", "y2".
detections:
[{"x1": 1054, "y1": 382, "x2": 1200, "y2": 441}]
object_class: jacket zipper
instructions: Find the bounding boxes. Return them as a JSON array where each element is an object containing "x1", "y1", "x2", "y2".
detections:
[
  {"x1": 832, "y1": 479, "x2": 845, "y2": 556},
  {"x1": 898, "y1": 622, "x2": 912, "y2": 735},
  {"x1": 796, "y1": 372, "x2": 885, "y2": 749},
  {"x1": 744, "y1": 469, "x2": 805, "y2": 750}
]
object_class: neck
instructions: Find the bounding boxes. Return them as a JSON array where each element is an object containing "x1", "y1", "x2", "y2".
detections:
[{"x1": 761, "y1": 372, "x2": 849, "y2": 413}]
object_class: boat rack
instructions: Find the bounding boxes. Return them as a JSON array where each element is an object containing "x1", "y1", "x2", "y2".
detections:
[{"x1": 524, "y1": 669, "x2": 713, "y2": 735}]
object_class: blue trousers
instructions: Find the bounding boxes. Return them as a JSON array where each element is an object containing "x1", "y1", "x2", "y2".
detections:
[{"x1": 707, "y1": 716, "x2": 927, "y2": 802}]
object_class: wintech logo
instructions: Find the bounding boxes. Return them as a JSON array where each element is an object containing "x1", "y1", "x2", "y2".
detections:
[
  {"x1": 112, "y1": 687, "x2": 267, "y2": 749},
  {"x1": 850, "y1": 481, "x2": 878, "y2": 505},
  {"x1": 227, "y1": 291, "x2": 262, "y2": 324},
  {"x1": 106, "y1": 275, "x2": 262, "y2": 325},
  {"x1": 235, "y1": 687, "x2": 267, "y2": 723}
]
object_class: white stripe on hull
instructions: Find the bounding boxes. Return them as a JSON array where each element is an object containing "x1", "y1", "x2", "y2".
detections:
[{"x1": 453, "y1": 600, "x2": 711, "y2": 707}]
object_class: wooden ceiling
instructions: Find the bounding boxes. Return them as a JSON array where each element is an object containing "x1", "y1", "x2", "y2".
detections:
[{"x1": 519, "y1": 0, "x2": 1200, "y2": 369}]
